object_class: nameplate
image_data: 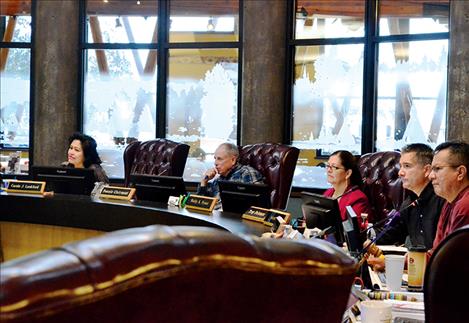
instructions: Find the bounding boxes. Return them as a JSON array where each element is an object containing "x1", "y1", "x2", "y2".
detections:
[
  {"x1": 4, "y1": 180, "x2": 46, "y2": 194},
  {"x1": 263, "y1": 209, "x2": 291, "y2": 227},
  {"x1": 99, "y1": 186, "x2": 136, "y2": 200},
  {"x1": 242, "y1": 206, "x2": 271, "y2": 224},
  {"x1": 184, "y1": 194, "x2": 217, "y2": 213}
]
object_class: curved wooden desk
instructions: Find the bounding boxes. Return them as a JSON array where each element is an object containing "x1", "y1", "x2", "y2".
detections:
[{"x1": 0, "y1": 192, "x2": 268, "y2": 261}]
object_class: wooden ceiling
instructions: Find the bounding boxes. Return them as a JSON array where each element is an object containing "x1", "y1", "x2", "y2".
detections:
[{"x1": 1, "y1": 0, "x2": 449, "y2": 17}]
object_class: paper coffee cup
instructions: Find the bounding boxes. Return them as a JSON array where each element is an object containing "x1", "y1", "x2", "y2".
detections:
[
  {"x1": 408, "y1": 246, "x2": 427, "y2": 292},
  {"x1": 385, "y1": 254, "x2": 405, "y2": 291},
  {"x1": 360, "y1": 300, "x2": 392, "y2": 323}
]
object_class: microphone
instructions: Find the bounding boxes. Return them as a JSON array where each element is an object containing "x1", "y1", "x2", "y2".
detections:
[
  {"x1": 361, "y1": 199, "x2": 419, "y2": 234},
  {"x1": 358, "y1": 199, "x2": 419, "y2": 259}
]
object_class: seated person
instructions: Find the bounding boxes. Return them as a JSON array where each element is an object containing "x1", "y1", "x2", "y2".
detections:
[
  {"x1": 196, "y1": 143, "x2": 264, "y2": 198},
  {"x1": 322, "y1": 150, "x2": 372, "y2": 231},
  {"x1": 428, "y1": 140, "x2": 469, "y2": 257},
  {"x1": 367, "y1": 143, "x2": 445, "y2": 271},
  {"x1": 62, "y1": 132, "x2": 109, "y2": 184}
]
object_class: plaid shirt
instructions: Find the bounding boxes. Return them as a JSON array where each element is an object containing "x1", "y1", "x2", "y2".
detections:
[{"x1": 197, "y1": 163, "x2": 265, "y2": 198}]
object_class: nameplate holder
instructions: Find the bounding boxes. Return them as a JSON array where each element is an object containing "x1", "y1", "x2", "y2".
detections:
[
  {"x1": 4, "y1": 180, "x2": 46, "y2": 195},
  {"x1": 184, "y1": 194, "x2": 217, "y2": 213},
  {"x1": 263, "y1": 209, "x2": 291, "y2": 227},
  {"x1": 242, "y1": 206, "x2": 271, "y2": 224},
  {"x1": 99, "y1": 186, "x2": 136, "y2": 200}
]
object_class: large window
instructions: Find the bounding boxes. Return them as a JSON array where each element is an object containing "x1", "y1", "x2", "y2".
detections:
[
  {"x1": 0, "y1": 2, "x2": 33, "y2": 175},
  {"x1": 82, "y1": 0, "x2": 240, "y2": 180},
  {"x1": 289, "y1": 0, "x2": 449, "y2": 189}
]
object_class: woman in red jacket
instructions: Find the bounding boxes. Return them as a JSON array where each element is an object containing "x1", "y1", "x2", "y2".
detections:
[{"x1": 323, "y1": 150, "x2": 372, "y2": 231}]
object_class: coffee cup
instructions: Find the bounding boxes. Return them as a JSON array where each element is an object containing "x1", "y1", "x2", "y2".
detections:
[
  {"x1": 385, "y1": 254, "x2": 405, "y2": 291},
  {"x1": 360, "y1": 300, "x2": 392, "y2": 323},
  {"x1": 407, "y1": 246, "x2": 427, "y2": 292}
]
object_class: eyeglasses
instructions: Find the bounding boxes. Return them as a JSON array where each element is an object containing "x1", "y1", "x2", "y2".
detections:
[
  {"x1": 430, "y1": 165, "x2": 458, "y2": 173},
  {"x1": 325, "y1": 163, "x2": 345, "y2": 171}
]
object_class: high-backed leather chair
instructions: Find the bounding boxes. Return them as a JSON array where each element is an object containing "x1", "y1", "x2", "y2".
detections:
[
  {"x1": 0, "y1": 225, "x2": 357, "y2": 323},
  {"x1": 358, "y1": 151, "x2": 405, "y2": 223},
  {"x1": 424, "y1": 225, "x2": 469, "y2": 323},
  {"x1": 238, "y1": 143, "x2": 300, "y2": 210},
  {"x1": 123, "y1": 139, "x2": 190, "y2": 186}
]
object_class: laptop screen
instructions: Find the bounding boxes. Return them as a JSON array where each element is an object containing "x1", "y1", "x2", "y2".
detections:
[
  {"x1": 218, "y1": 180, "x2": 271, "y2": 214},
  {"x1": 31, "y1": 166, "x2": 95, "y2": 195},
  {"x1": 130, "y1": 174, "x2": 187, "y2": 203}
]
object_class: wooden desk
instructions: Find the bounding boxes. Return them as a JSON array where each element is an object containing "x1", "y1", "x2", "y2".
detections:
[{"x1": 0, "y1": 192, "x2": 268, "y2": 261}]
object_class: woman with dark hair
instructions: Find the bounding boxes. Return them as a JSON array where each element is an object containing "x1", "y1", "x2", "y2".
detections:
[
  {"x1": 323, "y1": 150, "x2": 371, "y2": 230},
  {"x1": 63, "y1": 132, "x2": 109, "y2": 183}
]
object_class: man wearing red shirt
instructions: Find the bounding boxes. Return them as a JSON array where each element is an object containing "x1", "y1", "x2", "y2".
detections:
[{"x1": 429, "y1": 141, "x2": 469, "y2": 256}]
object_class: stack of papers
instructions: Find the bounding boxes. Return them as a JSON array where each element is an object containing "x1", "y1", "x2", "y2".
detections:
[{"x1": 385, "y1": 299, "x2": 425, "y2": 322}]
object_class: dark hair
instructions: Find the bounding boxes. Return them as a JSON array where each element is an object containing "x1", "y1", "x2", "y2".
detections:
[
  {"x1": 68, "y1": 132, "x2": 102, "y2": 167},
  {"x1": 401, "y1": 143, "x2": 434, "y2": 165},
  {"x1": 434, "y1": 141, "x2": 469, "y2": 179},
  {"x1": 330, "y1": 150, "x2": 362, "y2": 187}
]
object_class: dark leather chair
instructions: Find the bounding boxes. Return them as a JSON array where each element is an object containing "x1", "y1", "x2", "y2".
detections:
[
  {"x1": 123, "y1": 139, "x2": 190, "y2": 186},
  {"x1": 0, "y1": 225, "x2": 357, "y2": 323},
  {"x1": 238, "y1": 143, "x2": 300, "y2": 210},
  {"x1": 424, "y1": 224, "x2": 469, "y2": 323},
  {"x1": 358, "y1": 151, "x2": 405, "y2": 223}
]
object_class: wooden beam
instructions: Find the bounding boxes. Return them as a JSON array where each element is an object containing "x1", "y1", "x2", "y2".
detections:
[
  {"x1": 1, "y1": 0, "x2": 449, "y2": 17},
  {"x1": 143, "y1": 22, "x2": 158, "y2": 76},
  {"x1": 0, "y1": 1, "x2": 31, "y2": 16},
  {"x1": 88, "y1": 16, "x2": 109, "y2": 75},
  {"x1": 298, "y1": 0, "x2": 449, "y2": 18},
  {"x1": 122, "y1": 16, "x2": 144, "y2": 76},
  {"x1": 0, "y1": 16, "x2": 16, "y2": 72}
]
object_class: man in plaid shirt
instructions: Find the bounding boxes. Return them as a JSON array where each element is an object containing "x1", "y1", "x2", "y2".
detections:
[{"x1": 197, "y1": 143, "x2": 265, "y2": 198}]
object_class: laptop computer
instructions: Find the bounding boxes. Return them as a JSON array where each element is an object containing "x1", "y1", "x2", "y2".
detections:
[{"x1": 218, "y1": 180, "x2": 271, "y2": 214}]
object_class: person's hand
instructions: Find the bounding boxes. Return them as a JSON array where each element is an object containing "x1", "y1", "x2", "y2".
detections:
[
  {"x1": 367, "y1": 255, "x2": 385, "y2": 272},
  {"x1": 201, "y1": 168, "x2": 217, "y2": 186},
  {"x1": 363, "y1": 239, "x2": 372, "y2": 249}
]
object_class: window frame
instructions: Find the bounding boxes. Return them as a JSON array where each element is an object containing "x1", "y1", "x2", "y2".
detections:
[
  {"x1": 286, "y1": 0, "x2": 449, "y2": 155},
  {"x1": 0, "y1": 1, "x2": 35, "y2": 157},
  {"x1": 285, "y1": 0, "x2": 449, "y2": 189},
  {"x1": 78, "y1": 0, "x2": 243, "y2": 181}
]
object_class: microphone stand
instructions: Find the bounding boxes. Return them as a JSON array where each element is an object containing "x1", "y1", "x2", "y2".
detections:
[{"x1": 357, "y1": 199, "x2": 419, "y2": 265}]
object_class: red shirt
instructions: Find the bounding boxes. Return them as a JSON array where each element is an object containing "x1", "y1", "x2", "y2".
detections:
[
  {"x1": 431, "y1": 185, "x2": 469, "y2": 255},
  {"x1": 324, "y1": 186, "x2": 372, "y2": 231}
]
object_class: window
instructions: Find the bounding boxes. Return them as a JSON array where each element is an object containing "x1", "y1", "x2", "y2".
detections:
[
  {"x1": 289, "y1": 0, "x2": 449, "y2": 189},
  {"x1": 1, "y1": 2, "x2": 33, "y2": 175},
  {"x1": 82, "y1": 0, "x2": 241, "y2": 180}
]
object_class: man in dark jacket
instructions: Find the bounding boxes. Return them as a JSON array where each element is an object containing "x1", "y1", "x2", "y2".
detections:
[{"x1": 368, "y1": 143, "x2": 445, "y2": 270}]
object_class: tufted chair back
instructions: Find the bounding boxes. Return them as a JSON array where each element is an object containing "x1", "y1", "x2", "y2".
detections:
[
  {"x1": 358, "y1": 151, "x2": 405, "y2": 223},
  {"x1": 0, "y1": 225, "x2": 357, "y2": 323},
  {"x1": 123, "y1": 139, "x2": 190, "y2": 186},
  {"x1": 424, "y1": 225, "x2": 469, "y2": 323},
  {"x1": 238, "y1": 143, "x2": 299, "y2": 210}
]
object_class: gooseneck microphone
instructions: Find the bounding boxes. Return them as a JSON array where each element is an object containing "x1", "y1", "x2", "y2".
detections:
[
  {"x1": 361, "y1": 199, "x2": 420, "y2": 235},
  {"x1": 358, "y1": 199, "x2": 419, "y2": 259}
]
